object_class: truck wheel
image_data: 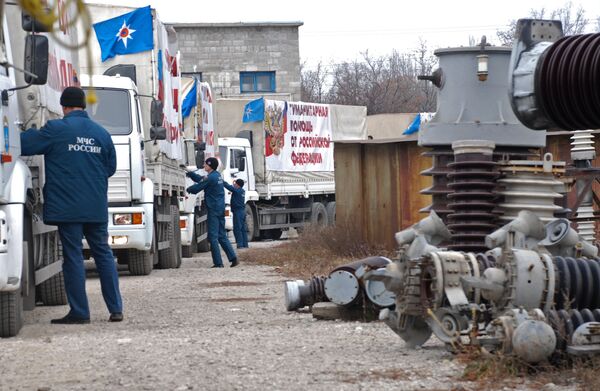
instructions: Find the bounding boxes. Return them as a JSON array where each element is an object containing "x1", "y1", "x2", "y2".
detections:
[
  {"x1": 0, "y1": 290, "x2": 23, "y2": 338},
  {"x1": 158, "y1": 205, "x2": 182, "y2": 269},
  {"x1": 128, "y1": 249, "x2": 153, "y2": 276},
  {"x1": 38, "y1": 272, "x2": 67, "y2": 305},
  {"x1": 246, "y1": 204, "x2": 259, "y2": 242},
  {"x1": 325, "y1": 202, "x2": 336, "y2": 226},
  {"x1": 310, "y1": 202, "x2": 327, "y2": 227}
]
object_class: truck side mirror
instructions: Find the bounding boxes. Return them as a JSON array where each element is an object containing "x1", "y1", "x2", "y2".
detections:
[
  {"x1": 150, "y1": 126, "x2": 167, "y2": 140},
  {"x1": 24, "y1": 35, "x2": 48, "y2": 85},
  {"x1": 22, "y1": 12, "x2": 50, "y2": 32},
  {"x1": 150, "y1": 99, "x2": 163, "y2": 127}
]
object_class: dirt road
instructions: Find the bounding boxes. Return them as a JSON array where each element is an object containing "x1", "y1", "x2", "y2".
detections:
[{"x1": 0, "y1": 243, "x2": 561, "y2": 390}]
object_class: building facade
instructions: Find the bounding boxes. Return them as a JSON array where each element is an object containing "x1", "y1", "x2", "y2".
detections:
[{"x1": 171, "y1": 22, "x2": 303, "y2": 101}]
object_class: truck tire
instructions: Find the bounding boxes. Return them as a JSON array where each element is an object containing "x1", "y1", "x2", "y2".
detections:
[
  {"x1": 325, "y1": 202, "x2": 336, "y2": 226},
  {"x1": 38, "y1": 272, "x2": 67, "y2": 306},
  {"x1": 246, "y1": 204, "x2": 259, "y2": 242},
  {"x1": 0, "y1": 290, "x2": 23, "y2": 338},
  {"x1": 158, "y1": 205, "x2": 182, "y2": 269},
  {"x1": 310, "y1": 202, "x2": 327, "y2": 227},
  {"x1": 127, "y1": 249, "x2": 153, "y2": 276}
]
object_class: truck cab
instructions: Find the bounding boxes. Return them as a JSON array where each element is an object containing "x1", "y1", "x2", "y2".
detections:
[
  {"x1": 81, "y1": 74, "x2": 184, "y2": 274},
  {"x1": 81, "y1": 75, "x2": 154, "y2": 256},
  {"x1": 218, "y1": 137, "x2": 258, "y2": 232}
]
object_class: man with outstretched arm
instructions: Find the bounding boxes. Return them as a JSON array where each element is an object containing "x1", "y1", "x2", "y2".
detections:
[{"x1": 186, "y1": 157, "x2": 238, "y2": 268}]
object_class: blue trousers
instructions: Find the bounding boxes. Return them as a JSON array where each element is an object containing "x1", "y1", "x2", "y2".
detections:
[
  {"x1": 232, "y1": 208, "x2": 248, "y2": 248},
  {"x1": 207, "y1": 212, "x2": 236, "y2": 267},
  {"x1": 58, "y1": 222, "x2": 123, "y2": 319}
]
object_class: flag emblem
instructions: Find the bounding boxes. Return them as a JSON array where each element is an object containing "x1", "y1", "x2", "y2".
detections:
[{"x1": 116, "y1": 21, "x2": 136, "y2": 48}]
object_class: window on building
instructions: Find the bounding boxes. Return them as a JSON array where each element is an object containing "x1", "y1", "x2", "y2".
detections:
[
  {"x1": 182, "y1": 72, "x2": 202, "y2": 81},
  {"x1": 240, "y1": 71, "x2": 276, "y2": 93}
]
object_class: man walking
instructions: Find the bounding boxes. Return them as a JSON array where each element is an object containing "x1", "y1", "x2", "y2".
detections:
[
  {"x1": 223, "y1": 179, "x2": 248, "y2": 248},
  {"x1": 186, "y1": 157, "x2": 238, "y2": 268},
  {"x1": 20, "y1": 87, "x2": 123, "y2": 324}
]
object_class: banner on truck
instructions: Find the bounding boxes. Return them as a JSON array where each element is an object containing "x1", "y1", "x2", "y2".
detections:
[
  {"x1": 156, "y1": 22, "x2": 182, "y2": 160},
  {"x1": 199, "y1": 82, "x2": 216, "y2": 158},
  {"x1": 42, "y1": 1, "x2": 80, "y2": 115},
  {"x1": 264, "y1": 100, "x2": 333, "y2": 172}
]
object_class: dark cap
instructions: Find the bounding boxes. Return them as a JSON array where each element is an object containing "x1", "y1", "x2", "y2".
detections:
[
  {"x1": 235, "y1": 179, "x2": 245, "y2": 188},
  {"x1": 205, "y1": 157, "x2": 219, "y2": 171},
  {"x1": 60, "y1": 87, "x2": 86, "y2": 108}
]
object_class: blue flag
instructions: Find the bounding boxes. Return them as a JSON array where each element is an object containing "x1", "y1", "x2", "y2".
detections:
[
  {"x1": 93, "y1": 6, "x2": 154, "y2": 62},
  {"x1": 242, "y1": 98, "x2": 264, "y2": 123},
  {"x1": 182, "y1": 79, "x2": 197, "y2": 119},
  {"x1": 403, "y1": 113, "x2": 421, "y2": 135}
]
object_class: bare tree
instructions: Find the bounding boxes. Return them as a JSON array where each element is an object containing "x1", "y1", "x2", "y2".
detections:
[
  {"x1": 496, "y1": 1, "x2": 587, "y2": 46},
  {"x1": 300, "y1": 61, "x2": 328, "y2": 103}
]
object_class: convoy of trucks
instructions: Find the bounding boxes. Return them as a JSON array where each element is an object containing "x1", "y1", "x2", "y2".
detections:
[{"x1": 0, "y1": 2, "x2": 367, "y2": 337}]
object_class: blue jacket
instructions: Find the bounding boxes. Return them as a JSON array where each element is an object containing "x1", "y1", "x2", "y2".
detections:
[
  {"x1": 187, "y1": 170, "x2": 225, "y2": 213},
  {"x1": 20, "y1": 110, "x2": 116, "y2": 224},
  {"x1": 223, "y1": 182, "x2": 245, "y2": 211}
]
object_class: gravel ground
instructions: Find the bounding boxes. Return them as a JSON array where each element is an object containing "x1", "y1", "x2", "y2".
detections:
[{"x1": 0, "y1": 240, "x2": 574, "y2": 391}]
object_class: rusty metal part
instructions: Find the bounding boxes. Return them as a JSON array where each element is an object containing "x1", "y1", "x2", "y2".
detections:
[
  {"x1": 537, "y1": 33, "x2": 600, "y2": 130},
  {"x1": 420, "y1": 147, "x2": 454, "y2": 219}
]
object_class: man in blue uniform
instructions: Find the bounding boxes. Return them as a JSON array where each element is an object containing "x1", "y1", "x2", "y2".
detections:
[
  {"x1": 186, "y1": 157, "x2": 238, "y2": 268},
  {"x1": 223, "y1": 179, "x2": 248, "y2": 248},
  {"x1": 20, "y1": 87, "x2": 123, "y2": 324}
]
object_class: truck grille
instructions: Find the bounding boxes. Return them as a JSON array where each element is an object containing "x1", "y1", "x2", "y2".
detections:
[{"x1": 108, "y1": 170, "x2": 131, "y2": 202}]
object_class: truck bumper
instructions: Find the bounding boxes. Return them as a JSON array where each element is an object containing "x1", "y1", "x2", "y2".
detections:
[
  {"x1": 180, "y1": 213, "x2": 194, "y2": 246},
  {"x1": 83, "y1": 204, "x2": 153, "y2": 251}
]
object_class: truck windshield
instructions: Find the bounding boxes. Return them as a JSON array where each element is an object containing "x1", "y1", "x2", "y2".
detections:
[{"x1": 84, "y1": 88, "x2": 132, "y2": 135}]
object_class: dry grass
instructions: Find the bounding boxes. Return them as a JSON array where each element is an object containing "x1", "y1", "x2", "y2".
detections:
[
  {"x1": 457, "y1": 346, "x2": 600, "y2": 390},
  {"x1": 239, "y1": 225, "x2": 393, "y2": 278}
]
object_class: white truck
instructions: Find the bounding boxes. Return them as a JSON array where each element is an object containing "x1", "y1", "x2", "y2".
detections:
[
  {"x1": 214, "y1": 98, "x2": 367, "y2": 241},
  {"x1": 0, "y1": 3, "x2": 82, "y2": 336},
  {"x1": 79, "y1": 4, "x2": 185, "y2": 274}
]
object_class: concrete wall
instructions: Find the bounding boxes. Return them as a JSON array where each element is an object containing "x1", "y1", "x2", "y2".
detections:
[{"x1": 172, "y1": 22, "x2": 302, "y2": 101}]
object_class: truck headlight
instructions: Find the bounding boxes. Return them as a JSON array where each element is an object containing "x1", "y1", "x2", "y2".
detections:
[{"x1": 113, "y1": 212, "x2": 143, "y2": 225}]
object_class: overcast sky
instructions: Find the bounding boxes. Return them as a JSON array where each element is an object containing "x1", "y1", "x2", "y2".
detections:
[{"x1": 87, "y1": 0, "x2": 600, "y2": 68}]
